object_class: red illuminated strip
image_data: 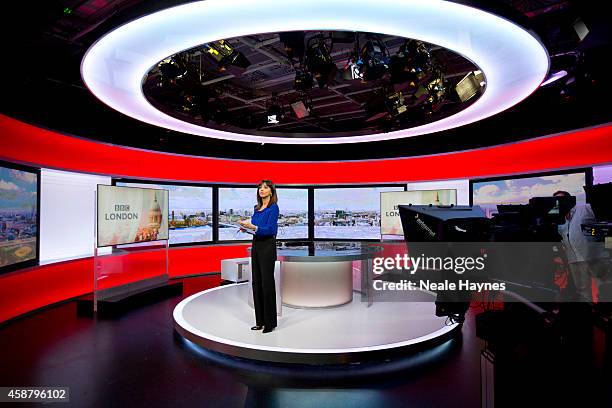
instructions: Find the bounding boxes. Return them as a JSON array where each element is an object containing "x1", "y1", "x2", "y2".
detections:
[{"x1": 1, "y1": 114, "x2": 611, "y2": 183}]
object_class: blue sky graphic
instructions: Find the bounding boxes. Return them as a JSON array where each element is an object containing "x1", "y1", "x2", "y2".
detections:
[{"x1": 0, "y1": 167, "x2": 37, "y2": 211}]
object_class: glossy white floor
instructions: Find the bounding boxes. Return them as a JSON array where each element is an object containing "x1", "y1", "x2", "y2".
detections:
[{"x1": 173, "y1": 283, "x2": 460, "y2": 364}]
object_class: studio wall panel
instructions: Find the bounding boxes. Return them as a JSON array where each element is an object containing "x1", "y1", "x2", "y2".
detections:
[{"x1": 40, "y1": 169, "x2": 111, "y2": 263}]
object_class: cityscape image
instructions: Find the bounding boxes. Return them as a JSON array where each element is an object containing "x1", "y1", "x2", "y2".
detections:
[
  {"x1": 315, "y1": 186, "x2": 404, "y2": 239},
  {"x1": 0, "y1": 165, "x2": 38, "y2": 269},
  {"x1": 219, "y1": 188, "x2": 308, "y2": 240},
  {"x1": 117, "y1": 182, "x2": 213, "y2": 244},
  {"x1": 472, "y1": 172, "x2": 587, "y2": 218}
]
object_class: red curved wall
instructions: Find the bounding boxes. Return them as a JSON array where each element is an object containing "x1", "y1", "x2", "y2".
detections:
[
  {"x1": 1, "y1": 114, "x2": 611, "y2": 323},
  {"x1": 0, "y1": 245, "x2": 250, "y2": 323}
]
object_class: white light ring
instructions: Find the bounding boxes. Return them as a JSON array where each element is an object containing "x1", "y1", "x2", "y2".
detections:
[{"x1": 81, "y1": 0, "x2": 549, "y2": 145}]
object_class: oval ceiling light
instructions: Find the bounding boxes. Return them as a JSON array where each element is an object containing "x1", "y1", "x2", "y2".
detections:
[{"x1": 81, "y1": 0, "x2": 548, "y2": 145}]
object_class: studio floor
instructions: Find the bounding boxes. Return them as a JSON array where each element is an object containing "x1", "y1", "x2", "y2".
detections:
[
  {"x1": 174, "y1": 283, "x2": 458, "y2": 363},
  {"x1": 1, "y1": 275, "x2": 611, "y2": 408}
]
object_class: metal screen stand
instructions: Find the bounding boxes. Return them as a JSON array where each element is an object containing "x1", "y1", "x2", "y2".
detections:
[{"x1": 92, "y1": 187, "x2": 170, "y2": 314}]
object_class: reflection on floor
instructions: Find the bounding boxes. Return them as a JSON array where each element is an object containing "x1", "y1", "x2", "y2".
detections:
[{"x1": 0, "y1": 275, "x2": 610, "y2": 408}]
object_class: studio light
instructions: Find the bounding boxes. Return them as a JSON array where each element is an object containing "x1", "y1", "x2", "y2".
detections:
[
  {"x1": 455, "y1": 70, "x2": 485, "y2": 102},
  {"x1": 385, "y1": 91, "x2": 408, "y2": 117},
  {"x1": 390, "y1": 40, "x2": 431, "y2": 85},
  {"x1": 407, "y1": 40, "x2": 431, "y2": 71},
  {"x1": 423, "y1": 76, "x2": 447, "y2": 115},
  {"x1": 181, "y1": 94, "x2": 198, "y2": 114},
  {"x1": 305, "y1": 37, "x2": 337, "y2": 88},
  {"x1": 279, "y1": 31, "x2": 305, "y2": 61},
  {"x1": 203, "y1": 40, "x2": 251, "y2": 73},
  {"x1": 158, "y1": 56, "x2": 188, "y2": 81},
  {"x1": 266, "y1": 95, "x2": 283, "y2": 124},
  {"x1": 359, "y1": 37, "x2": 390, "y2": 81},
  {"x1": 294, "y1": 68, "x2": 314, "y2": 91},
  {"x1": 342, "y1": 43, "x2": 364, "y2": 81},
  {"x1": 365, "y1": 87, "x2": 408, "y2": 122},
  {"x1": 345, "y1": 57, "x2": 364, "y2": 81},
  {"x1": 427, "y1": 73, "x2": 446, "y2": 100}
]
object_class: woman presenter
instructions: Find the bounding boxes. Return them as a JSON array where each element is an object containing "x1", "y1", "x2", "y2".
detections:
[{"x1": 239, "y1": 180, "x2": 279, "y2": 333}]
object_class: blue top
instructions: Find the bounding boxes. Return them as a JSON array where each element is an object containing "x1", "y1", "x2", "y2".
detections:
[{"x1": 251, "y1": 202, "x2": 279, "y2": 237}]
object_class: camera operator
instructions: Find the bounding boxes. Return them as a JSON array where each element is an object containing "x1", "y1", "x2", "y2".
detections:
[{"x1": 553, "y1": 190, "x2": 609, "y2": 301}]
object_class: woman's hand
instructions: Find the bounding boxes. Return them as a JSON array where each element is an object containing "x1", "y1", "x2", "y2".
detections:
[{"x1": 239, "y1": 219, "x2": 256, "y2": 230}]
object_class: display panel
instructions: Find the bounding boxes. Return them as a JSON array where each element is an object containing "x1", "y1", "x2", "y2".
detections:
[
  {"x1": 471, "y1": 169, "x2": 590, "y2": 218},
  {"x1": 276, "y1": 189, "x2": 308, "y2": 239},
  {"x1": 381, "y1": 189, "x2": 457, "y2": 235},
  {"x1": 0, "y1": 162, "x2": 39, "y2": 272},
  {"x1": 219, "y1": 187, "x2": 307, "y2": 240},
  {"x1": 315, "y1": 186, "x2": 405, "y2": 239},
  {"x1": 97, "y1": 185, "x2": 169, "y2": 247},
  {"x1": 116, "y1": 182, "x2": 212, "y2": 244},
  {"x1": 593, "y1": 164, "x2": 612, "y2": 184}
]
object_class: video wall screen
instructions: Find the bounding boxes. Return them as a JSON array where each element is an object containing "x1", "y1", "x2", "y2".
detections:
[
  {"x1": 276, "y1": 189, "x2": 308, "y2": 239},
  {"x1": 218, "y1": 187, "x2": 308, "y2": 240},
  {"x1": 116, "y1": 182, "x2": 212, "y2": 245},
  {"x1": 380, "y1": 189, "x2": 457, "y2": 235},
  {"x1": 97, "y1": 185, "x2": 169, "y2": 247},
  {"x1": 593, "y1": 164, "x2": 612, "y2": 184},
  {"x1": 315, "y1": 186, "x2": 405, "y2": 239},
  {"x1": 471, "y1": 169, "x2": 589, "y2": 218},
  {"x1": 0, "y1": 162, "x2": 39, "y2": 273}
]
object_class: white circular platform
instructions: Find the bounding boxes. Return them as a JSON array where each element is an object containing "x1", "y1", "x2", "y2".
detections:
[{"x1": 173, "y1": 283, "x2": 460, "y2": 364}]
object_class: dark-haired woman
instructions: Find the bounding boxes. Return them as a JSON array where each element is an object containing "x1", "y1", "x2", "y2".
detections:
[{"x1": 239, "y1": 180, "x2": 279, "y2": 333}]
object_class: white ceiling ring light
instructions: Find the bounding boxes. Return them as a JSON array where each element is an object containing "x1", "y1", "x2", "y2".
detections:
[{"x1": 81, "y1": 0, "x2": 549, "y2": 145}]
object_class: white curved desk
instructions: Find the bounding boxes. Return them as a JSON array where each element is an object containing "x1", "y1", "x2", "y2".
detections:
[{"x1": 252, "y1": 242, "x2": 382, "y2": 308}]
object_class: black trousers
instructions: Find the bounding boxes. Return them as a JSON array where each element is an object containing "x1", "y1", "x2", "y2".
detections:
[{"x1": 251, "y1": 236, "x2": 277, "y2": 328}]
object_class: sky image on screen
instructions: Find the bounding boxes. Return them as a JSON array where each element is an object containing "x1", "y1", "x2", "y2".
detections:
[
  {"x1": 117, "y1": 182, "x2": 212, "y2": 244},
  {"x1": 472, "y1": 172, "x2": 587, "y2": 218},
  {"x1": 315, "y1": 186, "x2": 404, "y2": 239},
  {"x1": 593, "y1": 164, "x2": 612, "y2": 184},
  {"x1": 0, "y1": 165, "x2": 38, "y2": 269},
  {"x1": 219, "y1": 187, "x2": 308, "y2": 240}
]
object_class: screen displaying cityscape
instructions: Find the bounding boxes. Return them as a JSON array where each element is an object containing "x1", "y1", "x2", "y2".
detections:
[
  {"x1": 218, "y1": 188, "x2": 308, "y2": 240},
  {"x1": 0, "y1": 164, "x2": 38, "y2": 271},
  {"x1": 472, "y1": 171, "x2": 587, "y2": 218},
  {"x1": 315, "y1": 186, "x2": 405, "y2": 239},
  {"x1": 116, "y1": 182, "x2": 212, "y2": 244}
]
